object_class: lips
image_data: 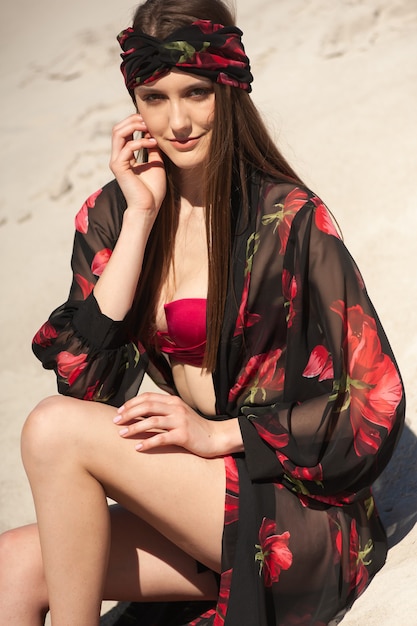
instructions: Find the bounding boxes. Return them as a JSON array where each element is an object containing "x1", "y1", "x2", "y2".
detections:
[{"x1": 168, "y1": 136, "x2": 202, "y2": 150}]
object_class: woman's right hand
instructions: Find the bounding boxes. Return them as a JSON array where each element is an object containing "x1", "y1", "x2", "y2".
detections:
[
  {"x1": 109, "y1": 113, "x2": 167, "y2": 222},
  {"x1": 93, "y1": 114, "x2": 167, "y2": 320}
]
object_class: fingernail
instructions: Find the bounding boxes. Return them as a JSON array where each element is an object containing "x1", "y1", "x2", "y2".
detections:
[
  {"x1": 119, "y1": 428, "x2": 129, "y2": 436},
  {"x1": 135, "y1": 443, "x2": 143, "y2": 451},
  {"x1": 113, "y1": 415, "x2": 122, "y2": 423}
]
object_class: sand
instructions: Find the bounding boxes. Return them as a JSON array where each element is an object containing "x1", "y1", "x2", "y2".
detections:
[{"x1": 0, "y1": 0, "x2": 416, "y2": 623}]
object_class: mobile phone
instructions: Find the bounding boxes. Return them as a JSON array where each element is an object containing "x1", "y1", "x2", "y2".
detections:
[{"x1": 133, "y1": 130, "x2": 148, "y2": 163}]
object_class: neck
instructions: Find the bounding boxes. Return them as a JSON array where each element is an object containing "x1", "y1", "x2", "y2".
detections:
[{"x1": 174, "y1": 165, "x2": 206, "y2": 209}]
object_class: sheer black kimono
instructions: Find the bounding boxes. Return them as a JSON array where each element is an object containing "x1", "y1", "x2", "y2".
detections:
[{"x1": 32, "y1": 173, "x2": 405, "y2": 625}]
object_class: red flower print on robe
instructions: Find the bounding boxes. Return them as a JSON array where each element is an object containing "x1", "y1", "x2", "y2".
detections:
[
  {"x1": 311, "y1": 196, "x2": 340, "y2": 238},
  {"x1": 282, "y1": 269, "x2": 298, "y2": 328},
  {"x1": 91, "y1": 248, "x2": 112, "y2": 277},
  {"x1": 334, "y1": 518, "x2": 372, "y2": 596},
  {"x1": 277, "y1": 451, "x2": 324, "y2": 484},
  {"x1": 234, "y1": 232, "x2": 260, "y2": 337},
  {"x1": 74, "y1": 273, "x2": 94, "y2": 299},
  {"x1": 331, "y1": 300, "x2": 403, "y2": 457},
  {"x1": 74, "y1": 188, "x2": 103, "y2": 234},
  {"x1": 32, "y1": 320, "x2": 58, "y2": 347},
  {"x1": 275, "y1": 452, "x2": 324, "y2": 504},
  {"x1": 303, "y1": 345, "x2": 334, "y2": 382},
  {"x1": 188, "y1": 607, "x2": 216, "y2": 626},
  {"x1": 234, "y1": 271, "x2": 260, "y2": 337},
  {"x1": 255, "y1": 518, "x2": 293, "y2": 587},
  {"x1": 262, "y1": 187, "x2": 308, "y2": 254},
  {"x1": 83, "y1": 381, "x2": 102, "y2": 401},
  {"x1": 56, "y1": 351, "x2": 88, "y2": 385},
  {"x1": 251, "y1": 412, "x2": 289, "y2": 450},
  {"x1": 213, "y1": 568, "x2": 233, "y2": 626},
  {"x1": 224, "y1": 456, "x2": 239, "y2": 525},
  {"x1": 348, "y1": 520, "x2": 372, "y2": 595},
  {"x1": 328, "y1": 512, "x2": 343, "y2": 566},
  {"x1": 229, "y1": 348, "x2": 285, "y2": 404}
]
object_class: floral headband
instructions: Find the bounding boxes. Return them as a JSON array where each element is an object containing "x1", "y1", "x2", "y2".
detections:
[{"x1": 117, "y1": 19, "x2": 253, "y2": 95}]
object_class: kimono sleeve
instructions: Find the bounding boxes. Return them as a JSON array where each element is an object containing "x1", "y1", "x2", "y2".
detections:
[
  {"x1": 32, "y1": 180, "x2": 147, "y2": 406},
  {"x1": 238, "y1": 193, "x2": 405, "y2": 503}
]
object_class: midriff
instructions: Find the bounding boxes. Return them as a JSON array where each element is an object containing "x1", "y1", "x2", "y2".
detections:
[{"x1": 171, "y1": 360, "x2": 216, "y2": 416}]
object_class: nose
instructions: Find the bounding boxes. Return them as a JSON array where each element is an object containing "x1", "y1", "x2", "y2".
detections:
[{"x1": 169, "y1": 100, "x2": 192, "y2": 137}]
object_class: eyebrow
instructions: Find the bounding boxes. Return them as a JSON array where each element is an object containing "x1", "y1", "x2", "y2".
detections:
[{"x1": 136, "y1": 79, "x2": 212, "y2": 93}]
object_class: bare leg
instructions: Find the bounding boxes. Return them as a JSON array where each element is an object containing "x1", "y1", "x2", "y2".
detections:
[
  {"x1": 21, "y1": 395, "x2": 225, "y2": 626},
  {"x1": 0, "y1": 506, "x2": 218, "y2": 626},
  {"x1": 0, "y1": 525, "x2": 48, "y2": 625},
  {"x1": 103, "y1": 505, "x2": 219, "y2": 602}
]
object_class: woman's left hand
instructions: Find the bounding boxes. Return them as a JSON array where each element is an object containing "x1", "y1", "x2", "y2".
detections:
[{"x1": 113, "y1": 392, "x2": 243, "y2": 458}]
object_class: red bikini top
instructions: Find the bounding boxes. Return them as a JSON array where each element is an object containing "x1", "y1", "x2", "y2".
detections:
[{"x1": 155, "y1": 298, "x2": 207, "y2": 367}]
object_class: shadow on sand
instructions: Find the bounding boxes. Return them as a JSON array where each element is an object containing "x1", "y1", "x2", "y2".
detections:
[{"x1": 373, "y1": 423, "x2": 417, "y2": 547}]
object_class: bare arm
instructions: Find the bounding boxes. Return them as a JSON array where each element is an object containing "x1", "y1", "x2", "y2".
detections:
[{"x1": 93, "y1": 113, "x2": 166, "y2": 320}]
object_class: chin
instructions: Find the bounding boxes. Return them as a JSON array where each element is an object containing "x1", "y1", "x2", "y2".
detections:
[
  {"x1": 166, "y1": 152, "x2": 208, "y2": 172},
  {"x1": 161, "y1": 140, "x2": 210, "y2": 171}
]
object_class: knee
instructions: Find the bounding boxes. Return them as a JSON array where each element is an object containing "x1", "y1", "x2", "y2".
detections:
[
  {"x1": 21, "y1": 395, "x2": 70, "y2": 467},
  {"x1": 0, "y1": 526, "x2": 46, "y2": 598},
  {"x1": 0, "y1": 526, "x2": 33, "y2": 576},
  {"x1": 0, "y1": 526, "x2": 49, "y2": 614}
]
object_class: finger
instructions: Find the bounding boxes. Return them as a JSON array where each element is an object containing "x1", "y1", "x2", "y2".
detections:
[
  {"x1": 112, "y1": 414, "x2": 138, "y2": 426},
  {"x1": 143, "y1": 135, "x2": 163, "y2": 165},
  {"x1": 119, "y1": 401, "x2": 184, "y2": 425},
  {"x1": 122, "y1": 392, "x2": 179, "y2": 409},
  {"x1": 116, "y1": 414, "x2": 174, "y2": 436},
  {"x1": 119, "y1": 393, "x2": 177, "y2": 414},
  {"x1": 111, "y1": 116, "x2": 146, "y2": 147},
  {"x1": 110, "y1": 116, "x2": 148, "y2": 158},
  {"x1": 112, "y1": 113, "x2": 147, "y2": 134},
  {"x1": 113, "y1": 136, "x2": 157, "y2": 163},
  {"x1": 135, "y1": 430, "x2": 180, "y2": 453},
  {"x1": 110, "y1": 137, "x2": 159, "y2": 177},
  {"x1": 114, "y1": 394, "x2": 179, "y2": 424}
]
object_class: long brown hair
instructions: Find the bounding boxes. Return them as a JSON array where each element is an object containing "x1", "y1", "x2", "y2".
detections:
[{"x1": 127, "y1": 0, "x2": 303, "y2": 371}]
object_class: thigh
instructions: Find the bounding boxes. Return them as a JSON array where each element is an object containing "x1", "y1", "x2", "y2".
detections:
[
  {"x1": 5, "y1": 508, "x2": 219, "y2": 606},
  {"x1": 104, "y1": 505, "x2": 218, "y2": 602},
  {"x1": 26, "y1": 395, "x2": 226, "y2": 573}
]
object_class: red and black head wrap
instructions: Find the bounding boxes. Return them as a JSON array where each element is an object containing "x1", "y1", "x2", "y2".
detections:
[{"x1": 117, "y1": 19, "x2": 253, "y2": 96}]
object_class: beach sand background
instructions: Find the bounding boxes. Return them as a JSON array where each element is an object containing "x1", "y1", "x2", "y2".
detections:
[{"x1": 0, "y1": 0, "x2": 416, "y2": 623}]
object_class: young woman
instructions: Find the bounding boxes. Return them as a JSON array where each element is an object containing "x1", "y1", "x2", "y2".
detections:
[{"x1": 0, "y1": 0, "x2": 405, "y2": 624}]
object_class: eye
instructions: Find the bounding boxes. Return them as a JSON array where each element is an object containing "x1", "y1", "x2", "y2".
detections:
[
  {"x1": 188, "y1": 87, "x2": 213, "y2": 100},
  {"x1": 141, "y1": 93, "x2": 166, "y2": 103}
]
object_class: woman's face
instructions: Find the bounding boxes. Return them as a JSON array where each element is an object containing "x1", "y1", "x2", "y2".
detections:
[{"x1": 134, "y1": 69, "x2": 215, "y2": 170}]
